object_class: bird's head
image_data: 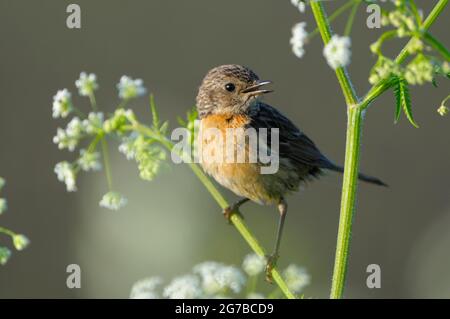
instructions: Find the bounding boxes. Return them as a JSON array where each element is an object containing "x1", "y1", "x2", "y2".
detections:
[{"x1": 196, "y1": 64, "x2": 272, "y2": 118}]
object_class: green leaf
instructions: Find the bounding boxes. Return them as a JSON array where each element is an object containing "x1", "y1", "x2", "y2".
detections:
[{"x1": 394, "y1": 76, "x2": 419, "y2": 127}]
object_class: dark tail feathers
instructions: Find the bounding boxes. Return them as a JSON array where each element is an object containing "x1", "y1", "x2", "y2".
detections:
[{"x1": 320, "y1": 161, "x2": 388, "y2": 187}]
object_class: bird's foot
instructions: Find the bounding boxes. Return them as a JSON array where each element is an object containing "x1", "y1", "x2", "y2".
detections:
[
  {"x1": 222, "y1": 205, "x2": 244, "y2": 224},
  {"x1": 265, "y1": 253, "x2": 279, "y2": 283}
]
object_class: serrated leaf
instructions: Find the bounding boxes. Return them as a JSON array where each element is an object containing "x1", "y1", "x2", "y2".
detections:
[
  {"x1": 394, "y1": 77, "x2": 419, "y2": 128},
  {"x1": 393, "y1": 77, "x2": 402, "y2": 123}
]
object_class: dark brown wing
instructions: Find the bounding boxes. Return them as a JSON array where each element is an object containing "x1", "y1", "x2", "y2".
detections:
[{"x1": 248, "y1": 102, "x2": 331, "y2": 171}]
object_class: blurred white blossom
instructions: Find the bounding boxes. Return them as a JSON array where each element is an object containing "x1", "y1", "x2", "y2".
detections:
[
  {"x1": 194, "y1": 262, "x2": 245, "y2": 295},
  {"x1": 291, "y1": 0, "x2": 306, "y2": 13},
  {"x1": 53, "y1": 117, "x2": 85, "y2": 151},
  {"x1": 163, "y1": 275, "x2": 202, "y2": 299},
  {"x1": 290, "y1": 22, "x2": 308, "y2": 58},
  {"x1": 283, "y1": 264, "x2": 310, "y2": 293},
  {"x1": 75, "y1": 72, "x2": 98, "y2": 96},
  {"x1": 54, "y1": 161, "x2": 77, "y2": 192},
  {"x1": 242, "y1": 253, "x2": 265, "y2": 276},
  {"x1": 82, "y1": 112, "x2": 104, "y2": 134},
  {"x1": 130, "y1": 277, "x2": 163, "y2": 299},
  {"x1": 117, "y1": 76, "x2": 147, "y2": 100},
  {"x1": 78, "y1": 150, "x2": 101, "y2": 171},
  {"x1": 118, "y1": 133, "x2": 138, "y2": 160},
  {"x1": 323, "y1": 35, "x2": 352, "y2": 70},
  {"x1": 52, "y1": 89, "x2": 73, "y2": 118},
  {"x1": 131, "y1": 256, "x2": 310, "y2": 299},
  {"x1": 99, "y1": 191, "x2": 127, "y2": 210}
]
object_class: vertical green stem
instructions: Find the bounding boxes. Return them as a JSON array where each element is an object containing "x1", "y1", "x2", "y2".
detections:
[
  {"x1": 101, "y1": 137, "x2": 113, "y2": 190},
  {"x1": 311, "y1": 1, "x2": 362, "y2": 299},
  {"x1": 330, "y1": 106, "x2": 363, "y2": 298}
]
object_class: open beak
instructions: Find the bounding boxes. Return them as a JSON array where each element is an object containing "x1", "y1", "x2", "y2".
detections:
[{"x1": 241, "y1": 80, "x2": 273, "y2": 96}]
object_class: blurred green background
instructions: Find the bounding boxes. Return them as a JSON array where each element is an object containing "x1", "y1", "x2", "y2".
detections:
[{"x1": 0, "y1": 0, "x2": 449, "y2": 298}]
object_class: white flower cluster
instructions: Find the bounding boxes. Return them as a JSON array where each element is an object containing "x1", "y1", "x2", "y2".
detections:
[
  {"x1": 117, "y1": 76, "x2": 147, "y2": 100},
  {"x1": 163, "y1": 275, "x2": 203, "y2": 299},
  {"x1": 194, "y1": 262, "x2": 246, "y2": 295},
  {"x1": 52, "y1": 89, "x2": 73, "y2": 119},
  {"x1": 99, "y1": 191, "x2": 128, "y2": 211},
  {"x1": 242, "y1": 253, "x2": 266, "y2": 276},
  {"x1": 283, "y1": 264, "x2": 310, "y2": 293},
  {"x1": 290, "y1": 0, "x2": 306, "y2": 13},
  {"x1": 75, "y1": 72, "x2": 98, "y2": 96},
  {"x1": 323, "y1": 35, "x2": 352, "y2": 70},
  {"x1": 54, "y1": 161, "x2": 77, "y2": 192},
  {"x1": 290, "y1": 22, "x2": 308, "y2": 59},
  {"x1": 130, "y1": 254, "x2": 310, "y2": 299},
  {"x1": 53, "y1": 73, "x2": 147, "y2": 212}
]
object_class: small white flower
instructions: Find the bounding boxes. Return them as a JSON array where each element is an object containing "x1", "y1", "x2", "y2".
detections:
[
  {"x1": 193, "y1": 262, "x2": 245, "y2": 295},
  {"x1": 53, "y1": 128, "x2": 76, "y2": 151},
  {"x1": 290, "y1": 22, "x2": 308, "y2": 58},
  {"x1": 323, "y1": 35, "x2": 352, "y2": 70},
  {"x1": 52, "y1": 89, "x2": 73, "y2": 118},
  {"x1": 0, "y1": 198, "x2": 7, "y2": 214},
  {"x1": 82, "y1": 112, "x2": 104, "y2": 134},
  {"x1": 117, "y1": 75, "x2": 147, "y2": 100},
  {"x1": 75, "y1": 72, "x2": 98, "y2": 96},
  {"x1": 242, "y1": 253, "x2": 265, "y2": 276},
  {"x1": 78, "y1": 150, "x2": 101, "y2": 171},
  {"x1": 130, "y1": 277, "x2": 163, "y2": 299},
  {"x1": 163, "y1": 275, "x2": 202, "y2": 299},
  {"x1": 291, "y1": 0, "x2": 306, "y2": 13},
  {"x1": 53, "y1": 117, "x2": 85, "y2": 151},
  {"x1": 216, "y1": 266, "x2": 246, "y2": 294},
  {"x1": 118, "y1": 133, "x2": 138, "y2": 160},
  {"x1": 99, "y1": 191, "x2": 127, "y2": 210},
  {"x1": 193, "y1": 262, "x2": 224, "y2": 295},
  {"x1": 283, "y1": 265, "x2": 310, "y2": 293},
  {"x1": 54, "y1": 161, "x2": 77, "y2": 192},
  {"x1": 12, "y1": 234, "x2": 30, "y2": 251}
]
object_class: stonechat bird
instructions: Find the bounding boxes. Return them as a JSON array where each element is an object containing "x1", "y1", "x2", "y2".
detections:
[{"x1": 196, "y1": 64, "x2": 386, "y2": 280}]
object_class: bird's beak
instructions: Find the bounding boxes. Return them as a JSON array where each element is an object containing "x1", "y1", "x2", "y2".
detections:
[{"x1": 241, "y1": 80, "x2": 273, "y2": 96}]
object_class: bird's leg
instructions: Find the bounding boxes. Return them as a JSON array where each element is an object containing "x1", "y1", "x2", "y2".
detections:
[
  {"x1": 265, "y1": 198, "x2": 288, "y2": 283},
  {"x1": 223, "y1": 198, "x2": 250, "y2": 223}
]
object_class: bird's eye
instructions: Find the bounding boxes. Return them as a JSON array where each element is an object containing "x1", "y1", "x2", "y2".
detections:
[{"x1": 225, "y1": 83, "x2": 235, "y2": 92}]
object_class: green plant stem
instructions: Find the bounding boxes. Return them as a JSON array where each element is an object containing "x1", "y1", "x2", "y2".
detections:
[
  {"x1": 310, "y1": 0, "x2": 448, "y2": 299},
  {"x1": 124, "y1": 123, "x2": 296, "y2": 299},
  {"x1": 423, "y1": 32, "x2": 450, "y2": 61},
  {"x1": 101, "y1": 136, "x2": 113, "y2": 190},
  {"x1": 309, "y1": 0, "x2": 358, "y2": 39},
  {"x1": 344, "y1": 1, "x2": 360, "y2": 36},
  {"x1": 0, "y1": 226, "x2": 16, "y2": 237}
]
